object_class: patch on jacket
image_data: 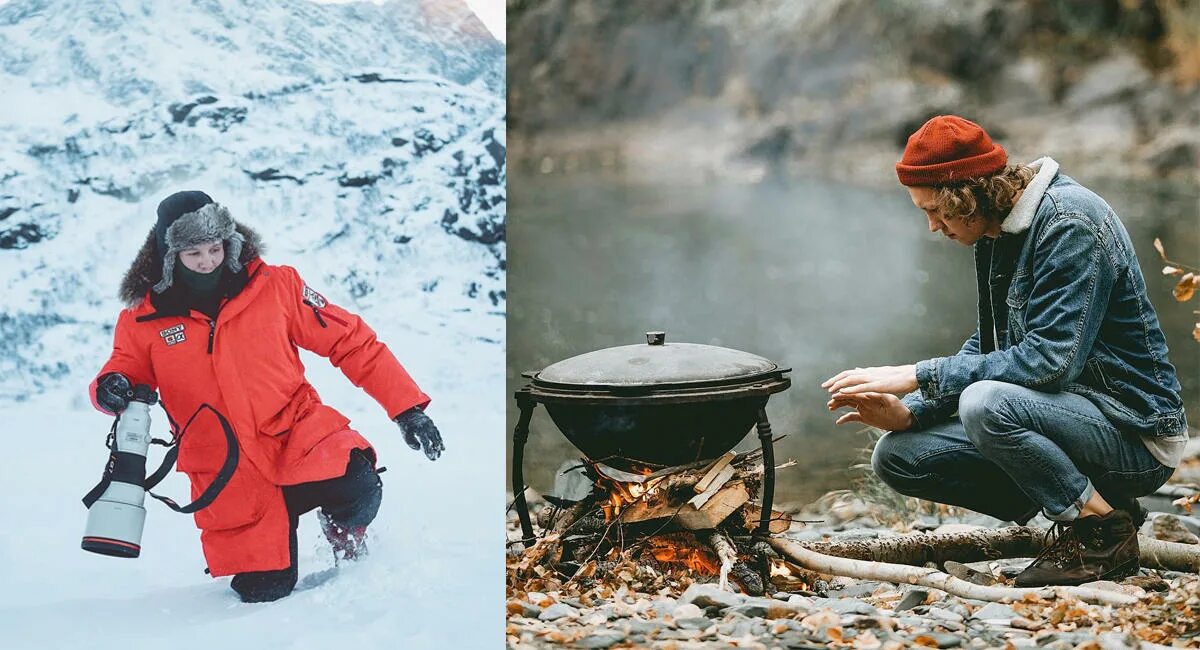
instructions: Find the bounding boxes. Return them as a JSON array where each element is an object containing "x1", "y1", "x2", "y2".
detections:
[
  {"x1": 159, "y1": 323, "x2": 187, "y2": 346},
  {"x1": 302, "y1": 285, "x2": 327, "y2": 308}
]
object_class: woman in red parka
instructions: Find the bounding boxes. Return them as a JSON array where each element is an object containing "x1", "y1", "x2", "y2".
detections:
[{"x1": 90, "y1": 190, "x2": 444, "y2": 602}]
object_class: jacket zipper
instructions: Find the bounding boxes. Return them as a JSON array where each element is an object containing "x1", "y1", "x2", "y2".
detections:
[
  {"x1": 207, "y1": 320, "x2": 216, "y2": 354},
  {"x1": 303, "y1": 300, "x2": 349, "y2": 328}
]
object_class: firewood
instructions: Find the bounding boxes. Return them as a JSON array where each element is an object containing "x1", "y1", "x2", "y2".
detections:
[
  {"x1": 677, "y1": 482, "x2": 750, "y2": 530},
  {"x1": 694, "y1": 452, "x2": 736, "y2": 493},
  {"x1": 689, "y1": 464, "x2": 737, "y2": 509},
  {"x1": 768, "y1": 536, "x2": 1139, "y2": 606},
  {"x1": 621, "y1": 481, "x2": 751, "y2": 527}
]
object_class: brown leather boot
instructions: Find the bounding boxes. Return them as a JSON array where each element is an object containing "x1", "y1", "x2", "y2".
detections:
[{"x1": 1012, "y1": 510, "x2": 1139, "y2": 587}]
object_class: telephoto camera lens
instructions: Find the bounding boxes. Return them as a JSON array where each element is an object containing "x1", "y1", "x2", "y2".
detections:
[{"x1": 81, "y1": 385, "x2": 158, "y2": 558}]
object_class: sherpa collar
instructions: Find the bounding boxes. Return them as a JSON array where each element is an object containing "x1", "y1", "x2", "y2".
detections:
[{"x1": 1000, "y1": 157, "x2": 1059, "y2": 235}]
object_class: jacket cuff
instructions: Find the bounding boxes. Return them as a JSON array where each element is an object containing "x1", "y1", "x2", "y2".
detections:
[
  {"x1": 900, "y1": 391, "x2": 936, "y2": 431},
  {"x1": 916, "y1": 358, "x2": 942, "y2": 401}
]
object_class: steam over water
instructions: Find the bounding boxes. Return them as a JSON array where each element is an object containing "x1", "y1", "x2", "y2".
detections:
[{"x1": 508, "y1": 173, "x2": 1200, "y2": 505}]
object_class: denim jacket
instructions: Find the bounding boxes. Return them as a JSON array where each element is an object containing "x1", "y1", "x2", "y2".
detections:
[{"x1": 903, "y1": 158, "x2": 1188, "y2": 439}]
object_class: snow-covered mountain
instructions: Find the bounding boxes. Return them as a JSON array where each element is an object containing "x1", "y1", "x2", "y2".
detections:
[
  {"x1": 0, "y1": 0, "x2": 506, "y2": 399},
  {"x1": 0, "y1": 2, "x2": 505, "y2": 648}
]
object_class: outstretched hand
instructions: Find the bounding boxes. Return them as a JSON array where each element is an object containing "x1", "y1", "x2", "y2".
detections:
[
  {"x1": 822, "y1": 364, "x2": 918, "y2": 396},
  {"x1": 827, "y1": 391, "x2": 915, "y2": 431},
  {"x1": 394, "y1": 407, "x2": 445, "y2": 461}
]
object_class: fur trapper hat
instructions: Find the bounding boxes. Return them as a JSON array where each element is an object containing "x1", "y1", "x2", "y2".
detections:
[{"x1": 151, "y1": 191, "x2": 246, "y2": 294}]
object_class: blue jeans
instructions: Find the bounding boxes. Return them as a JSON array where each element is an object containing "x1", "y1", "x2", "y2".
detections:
[{"x1": 872, "y1": 381, "x2": 1173, "y2": 523}]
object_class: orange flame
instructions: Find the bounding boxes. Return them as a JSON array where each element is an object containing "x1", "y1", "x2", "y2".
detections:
[
  {"x1": 645, "y1": 534, "x2": 720, "y2": 575},
  {"x1": 594, "y1": 464, "x2": 666, "y2": 521}
]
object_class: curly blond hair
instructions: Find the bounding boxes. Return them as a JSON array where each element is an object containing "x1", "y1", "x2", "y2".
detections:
[{"x1": 931, "y1": 165, "x2": 1035, "y2": 224}]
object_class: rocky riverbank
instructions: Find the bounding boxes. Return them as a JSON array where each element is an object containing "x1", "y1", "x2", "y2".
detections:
[
  {"x1": 509, "y1": 0, "x2": 1200, "y2": 187},
  {"x1": 506, "y1": 446, "x2": 1200, "y2": 648}
]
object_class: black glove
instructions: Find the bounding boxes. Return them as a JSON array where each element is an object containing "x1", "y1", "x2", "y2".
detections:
[
  {"x1": 95, "y1": 372, "x2": 132, "y2": 415},
  {"x1": 394, "y1": 406, "x2": 444, "y2": 461}
]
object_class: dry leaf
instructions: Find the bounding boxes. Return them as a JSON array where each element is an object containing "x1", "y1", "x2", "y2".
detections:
[
  {"x1": 826, "y1": 626, "x2": 844, "y2": 643},
  {"x1": 1164, "y1": 265, "x2": 1182, "y2": 275},
  {"x1": 1175, "y1": 273, "x2": 1197, "y2": 302},
  {"x1": 1193, "y1": 322, "x2": 1200, "y2": 343},
  {"x1": 1172, "y1": 494, "x2": 1200, "y2": 513},
  {"x1": 912, "y1": 635, "x2": 940, "y2": 648},
  {"x1": 800, "y1": 609, "x2": 841, "y2": 631},
  {"x1": 1154, "y1": 237, "x2": 1166, "y2": 260},
  {"x1": 854, "y1": 630, "x2": 882, "y2": 649}
]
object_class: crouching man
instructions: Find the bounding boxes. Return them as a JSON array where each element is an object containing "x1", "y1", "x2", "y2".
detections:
[{"x1": 823, "y1": 115, "x2": 1188, "y2": 587}]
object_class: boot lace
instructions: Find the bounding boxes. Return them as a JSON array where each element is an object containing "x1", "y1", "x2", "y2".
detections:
[{"x1": 1032, "y1": 521, "x2": 1085, "y2": 569}]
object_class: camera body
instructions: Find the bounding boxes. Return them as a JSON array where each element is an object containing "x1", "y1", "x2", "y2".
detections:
[{"x1": 81, "y1": 385, "x2": 157, "y2": 558}]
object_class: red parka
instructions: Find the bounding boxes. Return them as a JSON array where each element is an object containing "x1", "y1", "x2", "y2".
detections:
[{"x1": 91, "y1": 249, "x2": 429, "y2": 576}]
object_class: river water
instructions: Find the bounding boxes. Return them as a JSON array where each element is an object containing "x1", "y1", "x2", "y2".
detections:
[{"x1": 507, "y1": 172, "x2": 1200, "y2": 506}]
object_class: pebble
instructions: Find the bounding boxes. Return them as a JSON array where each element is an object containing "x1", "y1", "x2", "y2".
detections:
[
  {"x1": 574, "y1": 631, "x2": 627, "y2": 648},
  {"x1": 921, "y1": 606, "x2": 964, "y2": 623},
  {"x1": 538, "y1": 603, "x2": 575, "y2": 621},
  {"x1": 970, "y1": 602, "x2": 1018, "y2": 621},
  {"x1": 511, "y1": 600, "x2": 542, "y2": 618},
  {"x1": 677, "y1": 583, "x2": 744, "y2": 610},
  {"x1": 624, "y1": 619, "x2": 664, "y2": 634},
  {"x1": 812, "y1": 596, "x2": 879, "y2": 616},
  {"x1": 671, "y1": 603, "x2": 705, "y2": 619},
  {"x1": 895, "y1": 588, "x2": 929, "y2": 612},
  {"x1": 675, "y1": 616, "x2": 714, "y2": 631}
]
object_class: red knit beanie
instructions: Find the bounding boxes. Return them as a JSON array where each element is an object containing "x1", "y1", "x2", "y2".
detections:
[{"x1": 895, "y1": 115, "x2": 1007, "y2": 186}]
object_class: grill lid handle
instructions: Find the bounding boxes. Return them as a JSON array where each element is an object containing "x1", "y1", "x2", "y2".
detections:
[{"x1": 646, "y1": 331, "x2": 666, "y2": 346}]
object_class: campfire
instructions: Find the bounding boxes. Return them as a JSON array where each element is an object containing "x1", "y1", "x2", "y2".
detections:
[
  {"x1": 518, "y1": 447, "x2": 800, "y2": 596},
  {"x1": 509, "y1": 332, "x2": 802, "y2": 596}
]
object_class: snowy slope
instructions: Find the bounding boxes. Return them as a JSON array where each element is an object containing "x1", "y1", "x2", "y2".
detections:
[{"x1": 0, "y1": 1, "x2": 504, "y2": 648}]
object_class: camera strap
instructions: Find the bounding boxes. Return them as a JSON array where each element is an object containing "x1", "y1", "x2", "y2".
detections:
[
  {"x1": 144, "y1": 403, "x2": 240, "y2": 514},
  {"x1": 82, "y1": 403, "x2": 239, "y2": 515}
]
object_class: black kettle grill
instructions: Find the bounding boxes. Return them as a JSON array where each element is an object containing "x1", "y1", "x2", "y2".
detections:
[{"x1": 511, "y1": 331, "x2": 791, "y2": 546}]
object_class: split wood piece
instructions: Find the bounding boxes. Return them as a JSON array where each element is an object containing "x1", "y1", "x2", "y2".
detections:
[
  {"x1": 642, "y1": 447, "x2": 765, "y2": 481},
  {"x1": 622, "y1": 481, "x2": 751, "y2": 529},
  {"x1": 796, "y1": 525, "x2": 1200, "y2": 573},
  {"x1": 689, "y1": 464, "x2": 738, "y2": 509},
  {"x1": 768, "y1": 537, "x2": 1139, "y2": 606},
  {"x1": 694, "y1": 452, "x2": 737, "y2": 493},
  {"x1": 613, "y1": 458, "x2": 762, "y2": 519},
  {"x1": 706, "y1": 531, "x2": 739, "y2": 592}
]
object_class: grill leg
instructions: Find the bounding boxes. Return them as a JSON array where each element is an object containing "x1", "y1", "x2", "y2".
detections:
[
  {"x1": 754, "y1": 406, "x2": 776, "y2": 538},
  {"x1": 512, "y1": 393, "x2": 537, "y2": 548}
]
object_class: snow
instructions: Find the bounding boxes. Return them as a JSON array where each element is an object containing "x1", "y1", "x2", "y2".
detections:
[{"x1": 0, "y1": 1, "x2": 504, "y2": 648}]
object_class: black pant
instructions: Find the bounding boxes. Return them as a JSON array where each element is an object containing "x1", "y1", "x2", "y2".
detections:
[{"x1": 230, "y1": 448, "x2": 383, "y2": 603}]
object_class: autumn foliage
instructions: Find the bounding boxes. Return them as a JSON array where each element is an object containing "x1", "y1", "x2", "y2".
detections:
[{"x1": 1152, "y1": 237, "x2": 1200, "y2": 343}]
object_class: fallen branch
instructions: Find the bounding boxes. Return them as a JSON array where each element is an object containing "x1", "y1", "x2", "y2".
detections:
[
  {"x1": 802, "y1": 526, "x2": 1040, "y2": 566},
  {"x1": 768, "y1": 536, "x2": 1138, "y2": 606},
  {"x1": 796, "y1": 525, "x2": 1200, "y2": 573}
]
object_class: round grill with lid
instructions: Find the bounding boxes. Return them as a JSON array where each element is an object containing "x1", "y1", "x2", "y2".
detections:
[{"x1": 511, "y1": 332, "x2": 791, "y2": 546}]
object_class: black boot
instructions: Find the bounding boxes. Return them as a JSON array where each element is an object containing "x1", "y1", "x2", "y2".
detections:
[
  {"x1": 1013, "y1": 510, "x2": 1139, "y2": 587},
  {"x1": 319, "y1": 510, "x2": 369, "y2": 564}
]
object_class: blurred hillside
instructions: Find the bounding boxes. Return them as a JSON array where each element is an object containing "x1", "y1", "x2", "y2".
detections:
[{"x1": 508, "y1": 0, "x2": 1200, "y2": 185}]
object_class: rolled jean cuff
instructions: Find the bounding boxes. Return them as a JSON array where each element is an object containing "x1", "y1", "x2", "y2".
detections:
[{"x1": 1045, "y1": 479, "x2": 1094, "y2": 522}]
